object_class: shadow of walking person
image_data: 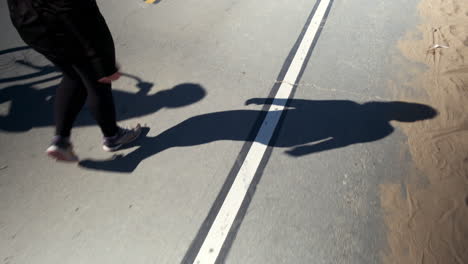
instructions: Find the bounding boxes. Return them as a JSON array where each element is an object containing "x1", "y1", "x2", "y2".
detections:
[
  {"x1": 0, "y1": 59, "x2": 206, "y2": 131},
  {"x1": 79, "y1": 98, "x2": 437, "y2": 173},
  {"x1": 0, "y1": 75, "x2": 61, "y2": 131}
]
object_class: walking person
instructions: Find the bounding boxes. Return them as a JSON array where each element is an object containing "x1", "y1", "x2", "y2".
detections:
[{"x1": 7, "y1": 0, "x2": 142, "y2": 162}]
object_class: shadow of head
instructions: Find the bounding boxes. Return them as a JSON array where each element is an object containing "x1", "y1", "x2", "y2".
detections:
[
  {"x1": 363, "y1": 101, "x2": 438, "y2": 122},
  {"x1": 158, "y1": 83, "x2": 206, "y2": 108}
]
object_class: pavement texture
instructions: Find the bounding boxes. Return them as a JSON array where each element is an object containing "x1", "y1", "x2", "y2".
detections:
[{"x1": 0, "y1": 0, "x2": 435, "y2": 263}]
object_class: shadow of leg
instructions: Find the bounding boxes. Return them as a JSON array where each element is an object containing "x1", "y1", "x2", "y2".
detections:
[
  {"x1": 78, "y1": 127, "x2": 170, "y2": 173},
  {"x1": 79, "y1": 154, "x2": 135, "y2": 173}
]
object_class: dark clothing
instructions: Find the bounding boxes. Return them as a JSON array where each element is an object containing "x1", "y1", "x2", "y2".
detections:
[
  {"x1": 7, "y1": 0, "x2": 120, "y2": 138},
  {"x1": 7, "y1": 0, "x2": 117, "y2": 80},
  {"x1": 54, "y1": 61, "x2": 118, "y2": 138}
]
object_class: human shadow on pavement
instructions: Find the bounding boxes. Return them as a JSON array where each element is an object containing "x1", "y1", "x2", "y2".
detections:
[
  {"x1": 79, "y1": 98, "x2": 437, "y2": 173},
  {"x1": 0, "y1": 59, "x2": 57, "y2": 84},
  {"x1": 0, "y1": 60, "x2": 206, "y2": 132}
]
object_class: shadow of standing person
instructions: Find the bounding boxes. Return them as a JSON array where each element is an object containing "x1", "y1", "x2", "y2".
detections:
[{"x1": 79, "y1": 98, "x2": 437, "y2": 173}]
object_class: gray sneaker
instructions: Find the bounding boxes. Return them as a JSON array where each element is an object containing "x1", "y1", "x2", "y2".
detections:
[{"x1": 103, "y1": 124, "x2": 142, "y2": 152}]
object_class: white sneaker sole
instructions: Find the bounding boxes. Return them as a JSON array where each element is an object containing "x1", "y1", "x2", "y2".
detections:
[
  {"x1": 102, "y1": 144, "x2": 123, "y2": 152},
  {"x1": 46, "y1": 146, "x2": 79, "y2": 162}
]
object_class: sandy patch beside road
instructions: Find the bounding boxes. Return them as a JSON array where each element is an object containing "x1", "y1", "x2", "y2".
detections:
[{"x1": 381, "y1": 0, "x2": 468, "y2": 263}]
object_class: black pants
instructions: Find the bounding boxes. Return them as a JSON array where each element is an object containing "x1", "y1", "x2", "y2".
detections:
[{"x1": 53, "y1": 61, "x2": 119, "y2": 138}]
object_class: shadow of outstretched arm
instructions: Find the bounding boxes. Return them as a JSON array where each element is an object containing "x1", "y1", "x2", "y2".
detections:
[
  {"x1": 0, "y1": 60, "x2": 58, "y2": 84},
  {"x1": 245, "y1": 98, "x2": 288, "y2": 106},
  {"x1": 285, "y1": 137, "x2": 348, "y2": 156}
]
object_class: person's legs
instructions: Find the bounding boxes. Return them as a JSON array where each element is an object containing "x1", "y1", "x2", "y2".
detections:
[
  {"x1": 47, "y1": 61, "x2": 141, "y2": 161},
  {"x1": 72, "y1": 64, "x2": 119, "y2": 137},
  {"x1": 72, "y1": 63, "x2": 141, "y2": 152},
  {"x1": 54, "y1": 65, "x2": 88, "y2": 137},
  {"x1": 47, "y1": 63, "x2": 86, "y2": 162}
]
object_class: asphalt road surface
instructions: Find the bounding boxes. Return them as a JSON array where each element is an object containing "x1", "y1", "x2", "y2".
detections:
[{"x1": 0, "y1": 0, "x2": 426, "y2": 263}]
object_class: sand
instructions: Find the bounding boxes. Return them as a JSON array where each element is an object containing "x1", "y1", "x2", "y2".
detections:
[{"x1": 380, "y1": 0, "x2": 468, "y2": 263}]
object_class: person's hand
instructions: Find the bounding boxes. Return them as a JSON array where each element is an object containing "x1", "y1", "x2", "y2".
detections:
[{"x1": 98, "y1": 72, "x2": 122, "y2": 83}]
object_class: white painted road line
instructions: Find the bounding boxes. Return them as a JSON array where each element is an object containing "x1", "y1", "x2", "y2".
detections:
[{"x1": 193, "y1": 0, "x2": 332, "y2": 263}]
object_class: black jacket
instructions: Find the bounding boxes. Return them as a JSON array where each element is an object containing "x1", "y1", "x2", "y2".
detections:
[{"x1": 7, "y1": 0, "x2": 117, "y2": 80}]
